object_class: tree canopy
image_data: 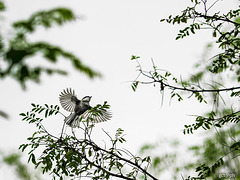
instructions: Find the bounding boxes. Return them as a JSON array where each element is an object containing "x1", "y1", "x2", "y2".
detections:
[{"x1": 16, "y1": 0, "x2": 240, "y2": 179}]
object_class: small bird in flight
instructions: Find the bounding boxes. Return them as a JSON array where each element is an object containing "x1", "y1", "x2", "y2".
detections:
[{"x1": 59, "y1": 88, "x2": 111, "y2": 128}]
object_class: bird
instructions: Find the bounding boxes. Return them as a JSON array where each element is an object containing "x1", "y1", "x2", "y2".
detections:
[{"x1": 59, "y1": 88, "x2": 111, "y2": 128}]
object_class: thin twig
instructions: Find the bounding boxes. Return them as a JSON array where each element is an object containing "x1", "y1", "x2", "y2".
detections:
[{"x1": 206, "y1": 0, "x2": 221, "y2": 12}]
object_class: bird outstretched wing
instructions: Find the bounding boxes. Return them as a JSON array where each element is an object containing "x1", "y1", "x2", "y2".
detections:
[
  {"x1": 59, "y1": 88, "x2": 78, "y2": 112},
  {"x1": 82, "y1": 109, "x2": 112, "y2": 123}
]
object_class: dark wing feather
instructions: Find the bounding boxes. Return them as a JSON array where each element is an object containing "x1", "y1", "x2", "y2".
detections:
[{"x1": 59, "y1": 88, "x2": 78, "y2": 112}]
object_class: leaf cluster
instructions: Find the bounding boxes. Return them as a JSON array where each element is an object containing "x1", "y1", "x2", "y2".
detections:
[
  {"x1": 20, "y1": 103, "x2": 60, "y2": 128},
  {"x1": 186, "y1": 158, "x2": 224, "y2": 180},
  {"x1": 19, "y1": 102, "x2": 157, "y2": 180},
  {"x1": 131, "y1": 57, "x2": 210, "y2": 103},
  {"x1": 183, "y1": 124, "x2": 240, "y2": 179},
  {"x1": 0, "y1": 2, "x2": 100, "y2": 89},
  {"x1": 160, "y1": 0, "x2": 240, "y2": 76},
  {"x1": 13, "y1": 8, "x2": 76, "y2": 33},
  {"x1": 183, "y1": 110, "x2": 240, "y2": 135},
  {"x1": 130, "y1": 1, "x2": 240, "y2": 179},
  {"x1": 2, "y1": 152, "x2": 38, "y2": 180}
]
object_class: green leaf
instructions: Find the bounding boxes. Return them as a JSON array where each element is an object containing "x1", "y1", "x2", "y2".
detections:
[
  {"x1": 213, "y1": 30, "x2": 217, "y2": 37},
  {"x1": 45, "y1": 109, "x2": 49, "y2": 118},
  {"x1": 131, "y1": 81, "x2": 139, "y2": 92},
  {"x1": 88, "y1": 148, "x2": 92, "y2": 157},
  {"x1": 131, "y1": 55, "x2": 140, "y2": 60},
  {"x1": 19, "y1": 113, "x2": 26, "y2": 116}
]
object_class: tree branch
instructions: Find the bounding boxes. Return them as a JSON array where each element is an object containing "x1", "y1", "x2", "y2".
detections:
[
  {"x1": 86, "y1": 140, "x2": 159, "y2": 180},
  {"x1": 194, "y1": 12, "x2": 240, "y2": 26},
  {"x1": 138, "y1": 78, "x2": 240, "y2": 94},
  {"x1": 161, "y1": 81, "x2": 240, "y2": 93}
]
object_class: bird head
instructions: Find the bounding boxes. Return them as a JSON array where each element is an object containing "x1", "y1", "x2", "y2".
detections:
[{"x1": 82, "y1": 96, "x2": 92, "y2": 103}]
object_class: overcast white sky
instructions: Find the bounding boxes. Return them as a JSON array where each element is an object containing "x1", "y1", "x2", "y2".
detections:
[{"x1": 0, "y1": 0, "x2": 238, "y2": 179}]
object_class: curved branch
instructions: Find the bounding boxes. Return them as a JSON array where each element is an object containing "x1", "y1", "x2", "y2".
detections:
[
  {"x1": 161, "y1": 81, "x2": 240, "y2": 93},
  {"x1": 83, "y1": 155, "x2": 134, "y2": 180},
  {"x1": 194, "y1": 12, "x2": 240, "y2": 26},
  {"x1": 86, "y1": 141, "x2": 158, "y2": 180},
  {"x1": 138, "y1": 79, "x2": 240, "y2": 94}
]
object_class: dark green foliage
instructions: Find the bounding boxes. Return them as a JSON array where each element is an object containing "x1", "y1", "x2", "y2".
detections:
[
  {"x1": 0, "y1": 1, "x2": 5, "y2": 11},
  {"x1": 183, "y1": 109, "x2": 240, "y2": 135},
  {"x1": 230, "y1": 141, "x2": 240, "y2": 151},
  {"x1": 19, "y1": 102, "x2": 157, "y2": 180},
  {"x1": 139, "y1": 126, "x2": 240, "y2": 179},
  {"x1": 2, "y1": 152, "x2": 40, "y2": 180},
  {"x1": 13, "y1": 8, "x2": 76, "y2": 32},
  {"x1": 0, "y1": 4, "x2": 100, "y2": 89},
  {"x1": 130, "y1": 0, "x2": 240, "y2": 179},
  {"x1": 160, "y1": 0, "x2": 240, "y2": 75},
  {"x1": 184, "y1": 125, "x2": 240, "y2": 179}
]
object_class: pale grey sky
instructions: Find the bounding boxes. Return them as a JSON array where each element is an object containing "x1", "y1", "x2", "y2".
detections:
[{"x1": 0, "y1": 0, "x2": 237, "y2": 179}]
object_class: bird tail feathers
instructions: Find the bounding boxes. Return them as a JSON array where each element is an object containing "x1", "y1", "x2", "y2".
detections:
[{"x1": 64, "y1": 113, "x2": 80, "y2": 128}]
